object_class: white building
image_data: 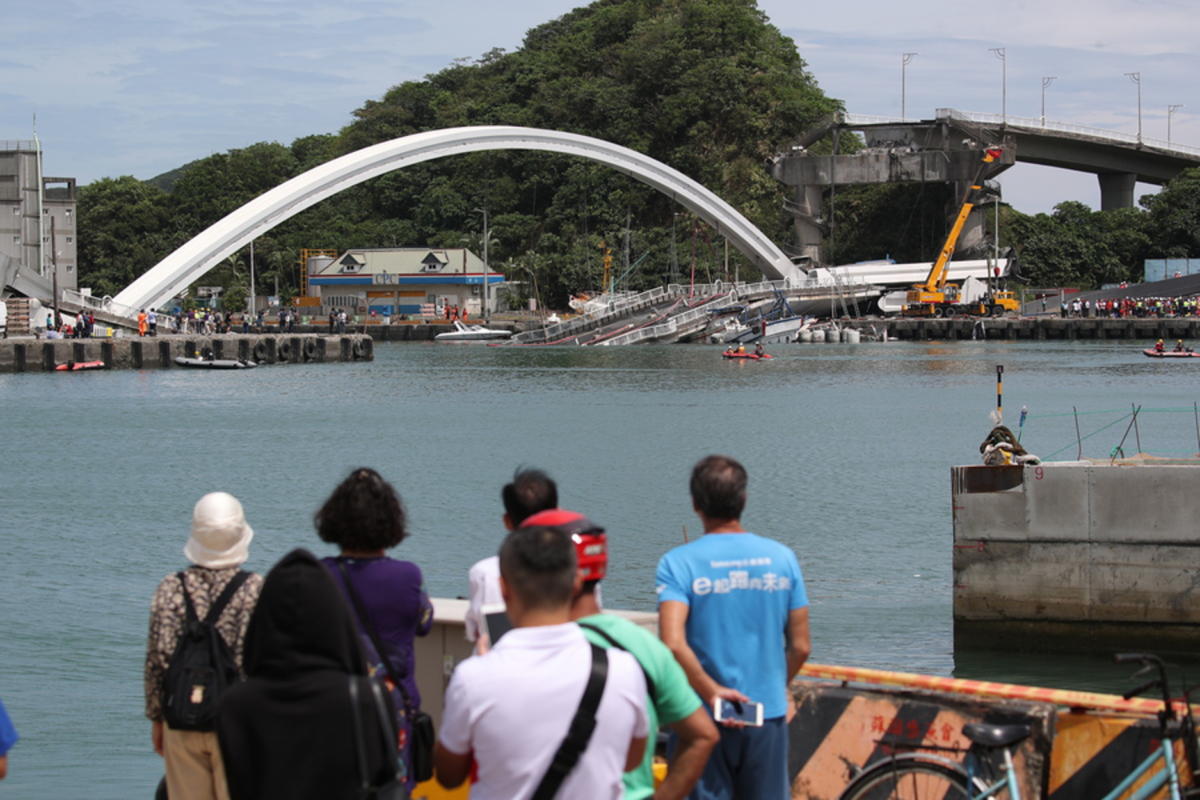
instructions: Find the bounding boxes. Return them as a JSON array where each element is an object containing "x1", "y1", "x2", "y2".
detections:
[{"x1": 306, "y1": 248, "x2": 505, "y2": 318}]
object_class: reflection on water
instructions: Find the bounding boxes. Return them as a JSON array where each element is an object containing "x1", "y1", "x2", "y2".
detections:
[{"x1": 955, "y1": 647, "x2": 1200, "y2": 696}]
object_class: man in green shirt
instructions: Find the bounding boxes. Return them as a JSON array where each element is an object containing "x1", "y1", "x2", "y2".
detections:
[{"x1": 522, "y1": 509, "x2": 718, "y2": 800}]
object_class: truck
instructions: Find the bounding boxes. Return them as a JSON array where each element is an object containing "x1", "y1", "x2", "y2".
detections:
[{"x1": 904, "y1": 147, "x2": 1021, "y2": 317}]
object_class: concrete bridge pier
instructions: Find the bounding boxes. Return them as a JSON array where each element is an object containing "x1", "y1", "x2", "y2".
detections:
[
  {"x1": 790, "y1": 184, "x2": 825, "y2": 265},
  {"x1": 1099, "y1": 172, "x2": 1137, "y2": 211}
]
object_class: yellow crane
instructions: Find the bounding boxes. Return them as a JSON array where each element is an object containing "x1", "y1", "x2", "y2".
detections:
[{"x1": 904, "y1": 147, "x2": 1020, "y2": 317}]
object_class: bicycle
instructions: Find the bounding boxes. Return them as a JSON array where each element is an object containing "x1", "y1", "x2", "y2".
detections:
[{"x1": 838, "y1": 653, "x2": 1200, "y2": 800}]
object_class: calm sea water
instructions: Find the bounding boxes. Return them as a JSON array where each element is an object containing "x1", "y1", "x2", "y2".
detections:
[{"x1": 2, "y1": 338, "x2": 1198, "y2": 797}]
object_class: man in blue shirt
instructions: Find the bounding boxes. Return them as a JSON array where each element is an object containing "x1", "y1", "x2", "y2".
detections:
[
  {"x1": 656, "y1": 454, "x2": 810, "y2": 799},
  {"x1": 0, "y1": 697, "x2": 18, "y2": 780}
]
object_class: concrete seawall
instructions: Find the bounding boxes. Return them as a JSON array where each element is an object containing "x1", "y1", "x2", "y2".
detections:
[
  {"x1": 0, "y1": 333, "x2": 374, "y2": 372},
  {"x1": 952, "y1": 462, "x2": 1200, "y2": 650},
  {"x1": 851, "y1": 316, "x2": 1200, "y2": 342}
]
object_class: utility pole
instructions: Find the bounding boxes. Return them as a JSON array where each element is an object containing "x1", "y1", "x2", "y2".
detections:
[
  {"x1": 473, "y1": 207, "x2": 489, "y2": 318},
  {"x1": 901, "y1": 52, "x2": 918, "y2": 120},
  {"x1": 670, "y1": 212, "x2": 679, "y2": 285},
  {"x1": 1125, "y1": 72, "x2": 1142, "y2": 143},
  {"x1": 249, "y1": 239, "x2": 256, "y2": 317},
  {"x1": 1041, "y1": 76, "x2": 1057, "y2": 126},
  {"x1": 1168, "y1": 104, "x2": 1184, "y2": 147},
  {"x1": 989, "y1": 48, "x2": 1007, "y2": 122},
  {"x1": 34, "y1": 115, "x2": 45, "y2": 279}
]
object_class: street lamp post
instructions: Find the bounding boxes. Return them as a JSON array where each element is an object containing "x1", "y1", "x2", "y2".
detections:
[
  {"x1": 670, "y1": 212, "x2": 679, "y2": 285},
  {"x1": 1040, "y1": 76, "x2": 1057, "y2": 126},
  {"x1": 1125, "y1": 72, "x2": 1142, "y2": 143},
  {"x1": 989, "y1": 47, "x2": 1007, "y2": 122},
  {"x1": 901, "y1": 52, "x2": 918, "y2": 120},
  {"x1": 249, "y1": 239, "x2": 255, "y2": 318},
  {"x1": 1168, "y1": 104, "x2": 1184, "y2": 147},
  {"x1": 473, "y1": 207, "x2": 489, "y2": 319}
]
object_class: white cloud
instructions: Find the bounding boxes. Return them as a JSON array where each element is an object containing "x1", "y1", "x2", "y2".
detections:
[{"x1": 0, "y1": 0, "x2": 1194, "y2": 215}]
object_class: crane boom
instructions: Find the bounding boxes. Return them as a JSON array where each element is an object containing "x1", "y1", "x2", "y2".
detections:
[{"x1": 903, "y1": 147, "x2": 1006, "y2": 318}]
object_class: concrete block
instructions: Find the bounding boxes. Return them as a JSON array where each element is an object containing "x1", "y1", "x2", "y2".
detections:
[
  {"x1": 954, "y1": 541, "x2": 1092, "y2": 621},
  {"x1": 1025, "y1": 464, "x2": 1090, "y2": 540},
  {"x1": 1090, "y1": 465, "x2": 1200, "y2": 543},
  {"x1": 1089, "y1": 542, "x2": 1200, "y2": 623}
]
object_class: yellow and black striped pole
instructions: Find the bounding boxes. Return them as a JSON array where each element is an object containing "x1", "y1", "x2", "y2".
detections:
[{"x1": 996, "y1": 364, "x2": 1004, "y2": 423}]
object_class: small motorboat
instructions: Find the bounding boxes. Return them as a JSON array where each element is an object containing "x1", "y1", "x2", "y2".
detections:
[
  {"x1": 1142, "y1": 348, "x2": 1200, "y2": 359},
  {"x1": 174, "y1": 357, "x2": 258, "y2": 369},
  {"x1": 435, "y1": 320, "x2": 513, "y2": 342},
  {"x1": 54, "y1": 360, "x2": 106, "y2": 371}
]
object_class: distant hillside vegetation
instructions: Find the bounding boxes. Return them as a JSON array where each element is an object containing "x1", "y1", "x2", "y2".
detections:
[{"x1": 77, "y1": 0, "x2": 840, "y2": 302}]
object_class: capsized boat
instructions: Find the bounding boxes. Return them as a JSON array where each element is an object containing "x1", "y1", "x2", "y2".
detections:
[
  {"x1": 174, "y1": 357, "x2": 258, "y2": 369},
  {"x1": 434, "y1": 320, "x2": 513, "y2": 342}
]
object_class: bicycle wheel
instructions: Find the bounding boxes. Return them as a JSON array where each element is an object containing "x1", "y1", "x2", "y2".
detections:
[{"x1": 840, "y1": 755, "x2": 973, "y2": 800}]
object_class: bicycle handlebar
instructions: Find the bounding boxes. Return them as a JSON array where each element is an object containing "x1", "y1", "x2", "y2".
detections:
[
  {"x1": 1114, "y1": 653, "x2": 1174, "y2": 718},
  {"x1": 1123, "y1": 678, "x2": 1160, "y2": 701}
]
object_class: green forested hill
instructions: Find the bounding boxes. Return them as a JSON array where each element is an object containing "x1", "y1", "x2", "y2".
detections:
[
  {"x1": 77, "y1": 0, "x2": 1200, "y2": 304},
  {"x1": 78, "y1": 0, "x2": 839, "y2": 304}
]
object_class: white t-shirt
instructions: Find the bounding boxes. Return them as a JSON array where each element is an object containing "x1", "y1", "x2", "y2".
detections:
[
  {"x1": 440, "y1": 622, "x2": 649, "y2": 800},
  {"x1": 465, "y1": 555, "x2": 502, "y2": 642},
  {"x1": 465, "y1": 556, "x2": 602, "y2": 642}
]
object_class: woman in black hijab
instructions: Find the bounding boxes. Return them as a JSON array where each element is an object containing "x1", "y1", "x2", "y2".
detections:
[{"x1": 217, "y1": 549, "x2": 399, "y2": 800}]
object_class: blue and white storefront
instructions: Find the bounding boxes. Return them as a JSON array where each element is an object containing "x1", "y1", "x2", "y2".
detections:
[{"x1": 307, "y1": 248, "x2": 506, "y2": 318}]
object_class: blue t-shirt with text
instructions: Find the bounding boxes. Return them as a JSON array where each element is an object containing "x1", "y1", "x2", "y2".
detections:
[{"x1": 655, "y1": 532, "x2": 807, "y2": 719}]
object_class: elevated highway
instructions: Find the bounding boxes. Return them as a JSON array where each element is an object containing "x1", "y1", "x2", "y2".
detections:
[{"x1": 775, "y1": 108, "x2": 1200, "y2": 264}]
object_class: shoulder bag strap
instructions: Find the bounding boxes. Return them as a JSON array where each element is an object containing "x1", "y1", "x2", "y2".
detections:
[
  {"x1": 347, "y1": 676, "x2": 373, "y2": 793},
  {"x1": 530, "y1": 642, "x2": 609, "y2": 800},
  {"x1": 576, "y1": 621, "x2": 658, "y2": 707},
  {"x1": 176, "y1": 572, "x2": 198, "y2": 624},
  {"x1": 367, "y1": 676, "x2": 402, "y2": 761},
  {"x1": 203, "y1": 570, "x2": 250, "y2": 625},
  {"x1": 336, "y1": 560, "x2": 416, "y2": 718}
]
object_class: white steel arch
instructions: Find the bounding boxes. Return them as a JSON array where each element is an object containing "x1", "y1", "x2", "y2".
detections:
[{"x1": 114, "y1": 126, "x2": 802, "y2": 313}]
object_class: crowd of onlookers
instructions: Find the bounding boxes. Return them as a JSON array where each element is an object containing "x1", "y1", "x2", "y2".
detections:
[
  {"x1": 1055, "y1": 295, "x2": 1200, "y2": 318},
  {"x1": 123, "y1": 455, "x2": 809, "y2": 799}
]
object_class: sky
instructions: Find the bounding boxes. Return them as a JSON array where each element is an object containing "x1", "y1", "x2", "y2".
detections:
[{"x1": 1, "y1": 0, "x2": 1195, "y2": 215}]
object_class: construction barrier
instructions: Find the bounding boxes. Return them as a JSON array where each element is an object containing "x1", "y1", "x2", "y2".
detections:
[{"x1": 789, "y1": 664, "x2": 1196, "y2": 799}]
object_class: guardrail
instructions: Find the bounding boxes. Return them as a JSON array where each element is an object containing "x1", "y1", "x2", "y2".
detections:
[
  {"x1": 844, "y1": 110, "x2": 1200, "y2": 158},
  {"x1": 60, "y1": 289, "x2": 138, "y2": 321},
  {"x1": 512, "y1": 286, "x2": 671, "y2": 343},
  {"x1": 598, "y1": 292, "x2": 735, "y2": 346}
]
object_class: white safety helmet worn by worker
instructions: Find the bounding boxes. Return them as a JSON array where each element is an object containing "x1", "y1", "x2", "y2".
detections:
[{"x1": 519, "y1": 508, "x2": 607, "y2": 582}]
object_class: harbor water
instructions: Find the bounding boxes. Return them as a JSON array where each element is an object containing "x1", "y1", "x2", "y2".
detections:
[{"x1": 3, "y1": 339, "x2": 1199, "y2": 797}]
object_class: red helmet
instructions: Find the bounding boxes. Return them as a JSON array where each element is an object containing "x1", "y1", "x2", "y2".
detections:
[{"x1": 520, "y1": 508, "x2": 607, "y2": 582}]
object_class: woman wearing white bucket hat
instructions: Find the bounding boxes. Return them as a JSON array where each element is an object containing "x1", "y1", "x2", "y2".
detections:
[{"x1": 145, "y1": 492, "x2": 264, "y2": 800}]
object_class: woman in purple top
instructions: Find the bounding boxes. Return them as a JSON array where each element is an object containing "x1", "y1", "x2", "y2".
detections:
[{"x1": 317, "y1": 468, "x2": 434, "y2": 792}]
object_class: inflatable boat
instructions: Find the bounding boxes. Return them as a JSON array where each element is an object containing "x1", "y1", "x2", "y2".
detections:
[
  {"x1": 174, "y1": 357, "x2": 258, "y2": 369},
  {"x1": 54, "y1": 360, "x2": 106, "y2": 371},
  {"x1": 1142, "y1": 349, "x2": 1200, "y2": 359}
]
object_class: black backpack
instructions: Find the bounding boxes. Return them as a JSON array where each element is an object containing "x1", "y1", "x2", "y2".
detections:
[{"x1": 162, "y1": 570, "x2": 250, "y2": 731}]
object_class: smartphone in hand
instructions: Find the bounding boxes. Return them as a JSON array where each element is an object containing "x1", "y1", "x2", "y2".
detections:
[
  {"x1": 481, "y1": 603, "x2": 512, "y2": 645},
  {"x1": 712, "y1": 697, "x2": 763, "y2": 726}
]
